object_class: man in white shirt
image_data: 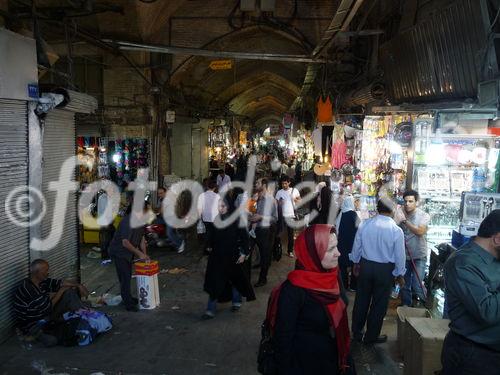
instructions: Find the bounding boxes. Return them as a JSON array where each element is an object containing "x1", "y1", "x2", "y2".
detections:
[
  {"x1": 197, "y1": 179, "x2": 220, "y2": 252},
  {"x1": 350, "y1": 199, "x2": 406, "y2": 345},
  {"x1": 275, "y1": 176, "x2": 301, "y2": 257},
  {"x1": 216, "y1": 169, "x2": 231, "y2": 193},
  {"x1": 399, "y1": 190, "x2": 430, "y2": 307}
]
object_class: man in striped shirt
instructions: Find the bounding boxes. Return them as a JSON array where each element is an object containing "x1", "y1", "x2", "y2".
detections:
[{"x1": 13, "y1": 259, "x2": 88, "y2": 346}]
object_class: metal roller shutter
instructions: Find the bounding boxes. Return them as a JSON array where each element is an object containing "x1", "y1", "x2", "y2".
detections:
[
  {"x1": 40, "y1": 109, "x2": 78, "y2": 280},
  {"x1": 0, "y1": 99, "x2": 29, "y2": 340}
]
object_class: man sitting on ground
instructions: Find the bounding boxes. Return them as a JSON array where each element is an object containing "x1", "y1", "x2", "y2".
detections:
[{"x1": 13, "y1": 259, "x2": 89, "y2": 346}]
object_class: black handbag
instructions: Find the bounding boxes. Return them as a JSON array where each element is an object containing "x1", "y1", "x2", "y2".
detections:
[
  {"x1": 272, "y1": 239, "x2": 282, "y2": 262},
  {"x1": 257, "y1": 318, "x2": 278, "y2": 375}
]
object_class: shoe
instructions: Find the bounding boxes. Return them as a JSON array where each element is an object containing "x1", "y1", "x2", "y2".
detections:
[
  {"x1": 201, "y1": 312, "x2": 215, "y2": 320},
  {"x1": 231, "y1": 303, "x2": 242, "y2": 312},
  {"x1": 126, "y1": 305, "x2": 139, "y2": 312},
  {"x1": 363, "y1": 335, "x2": 387, "y2": 345},
  {"x1": 287, "y1": 253, "x2": 294, "y2": 258},
  {"x1": 92, "y1": 246, "x2": 101, "y2": 252},
  {"x1": 177, "y1": 241, "x2": 185, "y2": 254},
  {"x1": 254, "y1": 280, "x2": 267, "y2": 287},
  {"x1": 101, "y1": 259, "x2": 112, "y2": 266}
]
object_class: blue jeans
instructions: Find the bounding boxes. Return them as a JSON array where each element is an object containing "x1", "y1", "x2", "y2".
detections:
[
  {"x1": 206, "y1": 288, "x2": 242, "y2": 314},
  {"x1": 166, "y1": 224, "x2": 183, "y2": 248},
  {"x1": 401, "y1": 258, "x2": 426, "y2": 306}
]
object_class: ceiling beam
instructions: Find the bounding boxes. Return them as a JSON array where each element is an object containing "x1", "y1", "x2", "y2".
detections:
[
  {"x1": 290, "y1": 0, "x2": 365, "y2": 111},
  {"x1": 313, "y1": 0, "x2": 365, "y2": 58},
  {"x1": 110, "y1": 40, "x2": 327, "y2": 64}
]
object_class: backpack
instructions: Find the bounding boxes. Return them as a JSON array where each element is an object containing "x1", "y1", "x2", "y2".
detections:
[
  {"x1": 257, "y1": 285, "x2": 283, "y2": 375},
  {"x1": 64, "y1": 309, "x2": 113, "y2": 334},
  {"x1": 51, "y1": 317, "x2": 96, "y2": 347}
]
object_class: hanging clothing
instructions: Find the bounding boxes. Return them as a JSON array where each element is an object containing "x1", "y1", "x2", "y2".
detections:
[
  {"x1": 331, "y1": 141, "x2": 348, "y2": 169},
  {"x1": 317, "y1": 96, "x2": 333, "y2": 123},
  {"x1": 312, "y1": 127, "x2": 322, "y2": 156}
]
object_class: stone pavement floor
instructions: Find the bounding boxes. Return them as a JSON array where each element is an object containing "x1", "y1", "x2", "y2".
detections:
[{"x1": 0, "y1": 232, "x2": 403, "y2": 375}]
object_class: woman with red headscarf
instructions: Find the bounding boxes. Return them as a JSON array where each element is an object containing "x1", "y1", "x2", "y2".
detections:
[{"x1": 272, "y1": 224, "x2": 355, "y2": 374}]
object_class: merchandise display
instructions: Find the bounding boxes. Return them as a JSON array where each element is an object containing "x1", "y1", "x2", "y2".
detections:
[
  {"x1": 358, "y1": 116, "x2": 409, "y2": 206},
  {"x1": 410, "y1": 117, "x2": 499, "y2": 248},
  {"x1": 77, "y1": 137, "x2": 98, "y2": 184},
  {"x1": 76, "y1": 136, "x2": 149, "y2": 188}
]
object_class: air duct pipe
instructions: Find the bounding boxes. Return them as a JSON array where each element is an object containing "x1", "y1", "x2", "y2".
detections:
[{"x1": 344, "y1": 81, "x2": 386, "y2": 107}]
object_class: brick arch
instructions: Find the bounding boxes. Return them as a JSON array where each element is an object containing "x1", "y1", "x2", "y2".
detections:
[{"x1": 170, "y1": 25, "x2": 307, "y2": 124}]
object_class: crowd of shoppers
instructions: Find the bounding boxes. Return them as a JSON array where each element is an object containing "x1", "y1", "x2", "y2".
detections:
[{"x1": 15, "y1": 145, "x2": 500, "y2": 375}]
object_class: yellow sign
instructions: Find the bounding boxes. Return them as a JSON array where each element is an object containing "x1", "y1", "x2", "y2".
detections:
[{"x1": 209, "y1": 60, "x2": 233, "y2": 70}]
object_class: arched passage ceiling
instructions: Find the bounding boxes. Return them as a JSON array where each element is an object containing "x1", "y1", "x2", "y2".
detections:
[
  {"x1": 170, "y1": 25, "x2": 308, "y2": 125},
  {"x1": 29, "y1": 0, "x2": 341, "y2": 126}
]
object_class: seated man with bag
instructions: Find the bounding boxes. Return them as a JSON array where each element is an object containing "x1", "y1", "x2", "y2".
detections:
[{"x1": 13, "y1": 259, "x2": 89, "y2": 347}]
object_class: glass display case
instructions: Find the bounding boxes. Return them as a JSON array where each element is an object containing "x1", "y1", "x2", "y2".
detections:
[{"x1": 410, "y1": 116, "x2": 500, "y2": 249}]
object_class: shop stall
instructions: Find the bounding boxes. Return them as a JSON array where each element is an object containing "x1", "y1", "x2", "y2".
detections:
[
  {"x1": 356, "y1": 115, "x2": 413, "y2": 217},
  {"x1": 77, "y1": 136, "x2": 149, "y2": 244},
  {"x1": 409, "y1": 112, "x2": 500, "y2": 249},
  {"x1": 76, "y1": 136, "x2": 149, "y2": 187},
  {"x1": 362, "y1": 107, "x2": 500, "y2": 248},
  {"x1": 208, "y1": 122, "x2": 233, "y2": 175}
]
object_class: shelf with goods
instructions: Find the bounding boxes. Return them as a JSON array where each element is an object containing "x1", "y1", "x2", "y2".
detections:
[
  {"x1": 357, "y1": 115, "x2": 411, "y2": 218},
  {"x1": 409, "y1": 115, "x2": 500, "y2": 247}
]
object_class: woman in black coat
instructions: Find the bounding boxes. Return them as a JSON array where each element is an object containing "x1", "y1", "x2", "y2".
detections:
[
  {"x1": 272, "y1": 225, "x2": 355, "y2": 375},
  {"x1": 202, "y1": 199, "x2": 256, "y2": 319},
  {"x1": 310, "y1": 183, "x2": 335, "y2": 225},
  {"x1": 335, "y1": 195, "x2": 359, "y2": 291}
]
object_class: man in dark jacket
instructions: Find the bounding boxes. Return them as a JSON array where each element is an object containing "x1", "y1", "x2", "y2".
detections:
[{"x1": 441, "y1": 210, "x2": 500, "y2": 374}]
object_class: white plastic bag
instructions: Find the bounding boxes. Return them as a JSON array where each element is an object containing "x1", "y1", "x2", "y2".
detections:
[{"x1": 197, "y1": 220, "x2": 206, "y2": 234}]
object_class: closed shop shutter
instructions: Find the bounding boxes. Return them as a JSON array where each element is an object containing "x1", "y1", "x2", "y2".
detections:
[
  {"x1": 40, "y1": 109, "x2": 78, "y2": 280},
  {"x1": 0, "y1": 99, "x2": 30, "y2": 340}
]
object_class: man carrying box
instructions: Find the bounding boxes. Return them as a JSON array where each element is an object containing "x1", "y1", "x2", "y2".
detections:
[
  {"x1": 109, "y1": 201, "x2": 150, "y2": 312},
  {"x1": 441, "y1": 209, "x2": 500, "y2": 374}
]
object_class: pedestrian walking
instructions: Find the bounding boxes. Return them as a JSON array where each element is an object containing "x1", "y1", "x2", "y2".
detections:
[
  {"x1": 252, "y1": 178, "x2": 278, "y2": 287},
  {"x1": 336, "y1": 195, "x2": 359, "y2": 291},
  {"x1": 202, "y1": 199, "x2": 256, "y2": 319},
  {"x1": 350, "y1": 200, "x2": 406, "y2": 344},
  {"x1": 275, "y1": 175, "x2": 301, "y2": 257},
  {"x1": 197, "y1": 179, "x2": 220, "y2": 253},
  {"x1": 271, "y1": 225, "x2": 356, "y2": 374}
]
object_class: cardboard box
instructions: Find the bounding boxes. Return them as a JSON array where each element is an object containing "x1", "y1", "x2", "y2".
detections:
[
  {"x1": 134, "y1": 260, "x2": 160, "y2": 276},
  {"x1": 136, "y1": 274, "x2": 160, "y2": 310},
  {"x1": 404, "y1": 318, "x2": 450, "y2": 375},
  {"x1": 397, "y1": 306, "x2": 431, "y2": 356}
]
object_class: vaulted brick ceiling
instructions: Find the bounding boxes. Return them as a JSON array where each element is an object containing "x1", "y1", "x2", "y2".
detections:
[{"x1": 31, "y1": 0, "x2": 340, "y2": 126}]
